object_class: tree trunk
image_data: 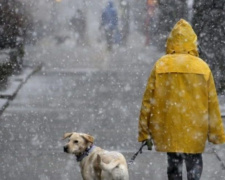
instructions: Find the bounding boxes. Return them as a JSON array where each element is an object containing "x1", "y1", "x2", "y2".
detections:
[
  {"x1": 192, "y1": 1, "x2": 225, "y2": 93},
  {"x1": 154, "y1": 0, "x2": 188, "y2": 51}
]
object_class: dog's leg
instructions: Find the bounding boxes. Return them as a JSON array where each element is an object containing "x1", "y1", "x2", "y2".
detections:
[{"x1": 94, "y1": 161, "x2": 102, "y2": 180}]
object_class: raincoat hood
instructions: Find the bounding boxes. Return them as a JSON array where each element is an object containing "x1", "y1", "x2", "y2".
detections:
[{"x1": 166, "y1": 19, "x2": 199, "y2": 57}]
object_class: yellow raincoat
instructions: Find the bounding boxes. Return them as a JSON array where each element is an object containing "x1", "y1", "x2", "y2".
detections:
[{"x1": 138, "y1": 19, "x2": 225, "y2": 153}]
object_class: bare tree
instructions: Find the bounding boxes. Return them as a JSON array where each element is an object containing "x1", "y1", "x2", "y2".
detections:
[
  {"x1": 0, "y1": 0, "x2": 34, "y2": 74},
  {"x1": 0, "y1": 0, "x2": 33, "y2": 49},
  {"x1": 155, "y1": 0, "x2": 188, "y2": 50},
  {"x1": 192, "y1": 1, "x2": 225, "y2": 93}
]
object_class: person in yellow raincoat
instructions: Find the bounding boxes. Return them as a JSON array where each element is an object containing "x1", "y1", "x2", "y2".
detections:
[{"x1": 138, "y1": 19, "x2": 225, "y2": 180}]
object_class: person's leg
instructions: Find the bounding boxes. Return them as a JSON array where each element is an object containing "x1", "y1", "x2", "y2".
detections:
[
  {"x1": 167, "y1": 153, "x2": 183, "y2": 180},
  {"x1": 185, "y1": 153, "x2": 203, "y2": 180},
  {"x1": 105, "y1": 29, "x2": 113, "y2": 50}
]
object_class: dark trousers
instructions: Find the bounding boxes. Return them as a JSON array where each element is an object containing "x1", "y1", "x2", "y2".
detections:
[
  {"x1": 105, "y1": 28, "x2": 114, "y2": 50},
  {"x1": 167, "y1": 153, "x2": 203, "y2": 180}
]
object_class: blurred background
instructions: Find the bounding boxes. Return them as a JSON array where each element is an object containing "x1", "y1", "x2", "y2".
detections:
[
  {"x1": 1, "y1": 0, "x2": 225, "y2": 93},
  {"x1": 1, "y1": 1, "x2": 225, "y2": 180}
]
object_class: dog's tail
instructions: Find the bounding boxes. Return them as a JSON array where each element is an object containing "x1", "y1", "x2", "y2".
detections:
[
  {"x1": 97, "y1": 154, "x2": 120, "y2": 171},
  {"x1": 97, "y1": 153, "x2": 129, "y2": 180}
]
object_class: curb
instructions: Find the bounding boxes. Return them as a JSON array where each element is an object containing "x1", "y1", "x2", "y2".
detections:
[
  {"x1": 0, "y1": 63, "x2": 42, "y2": 114},
  {"x1": 219, "y1": 95, "x2": 225, "y2": 117},
  {"x1": 0, "y1": 99, "x2": 9, "y2": 114}
]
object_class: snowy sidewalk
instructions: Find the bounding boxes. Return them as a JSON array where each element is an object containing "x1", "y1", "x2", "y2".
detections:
[
  {"x1": 126, "y1": 150, "x2": 225, "y2": 180},
  {"x1": 0, "y1": 65, "x2": 42, "y2": 114},
  {"x1": 0, "y1": 30, "x2": 225, "y2": 180}
]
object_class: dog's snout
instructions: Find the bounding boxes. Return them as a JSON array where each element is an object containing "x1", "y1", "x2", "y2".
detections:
[{"x1": 64, "y1": 145, "x2": 69, "y2": 153}]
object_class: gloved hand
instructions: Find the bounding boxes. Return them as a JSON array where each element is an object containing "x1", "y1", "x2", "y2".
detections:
[{"x1": 142, "y1": 139, "x2": 153, "y2": 150}]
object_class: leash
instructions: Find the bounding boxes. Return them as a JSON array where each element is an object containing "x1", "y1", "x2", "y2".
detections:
[{"x1": 128, "y1": 141, "x2": 147, "y2": 166}]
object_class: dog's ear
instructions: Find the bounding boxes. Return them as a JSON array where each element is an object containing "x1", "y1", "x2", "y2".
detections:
[
  {"x1": 62, "y1": 132, "x2": 73, "y2": 140},
  {"x1": 81, "y1": 133, "x2": 94, "y2": 143}
]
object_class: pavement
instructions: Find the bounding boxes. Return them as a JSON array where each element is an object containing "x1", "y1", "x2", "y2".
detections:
[
  {"x1": 0, "y1": 65, "x2": 42, "y2": 112},
  {"x1": 0, "y1": 30, "x2": 225, "y2": 180}
]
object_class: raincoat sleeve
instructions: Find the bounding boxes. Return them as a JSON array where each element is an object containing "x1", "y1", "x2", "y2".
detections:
[
  {"x1": 138, "y1": 66, "x2": 156, "y2": 142},
  {"x1": 208, "y1": 72, "x2": 225, "y2": 144}
]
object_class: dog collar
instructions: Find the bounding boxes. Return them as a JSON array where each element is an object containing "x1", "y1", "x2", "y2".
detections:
[{"x1": 76, "y1": 145, "x2": 95, "y2": 162}]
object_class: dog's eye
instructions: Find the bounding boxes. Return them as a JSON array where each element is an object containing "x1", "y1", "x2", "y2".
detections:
[{"x1": 74, "y1": 140, "x2": 78, "y2": 144}]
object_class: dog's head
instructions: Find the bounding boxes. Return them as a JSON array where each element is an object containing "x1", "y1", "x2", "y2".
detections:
[{"x1": 63, "y1": 132, "x2": 94, "y2": 155}]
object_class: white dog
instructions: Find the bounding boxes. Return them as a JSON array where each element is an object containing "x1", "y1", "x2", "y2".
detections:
[{"x1": 63, "y1": 132, "x2": 129, "y2": 180}]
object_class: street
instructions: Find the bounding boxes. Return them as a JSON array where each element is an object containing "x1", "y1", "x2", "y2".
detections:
[{"x1": 0, "y1": 28, "x2": 225, "y2": 180}]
